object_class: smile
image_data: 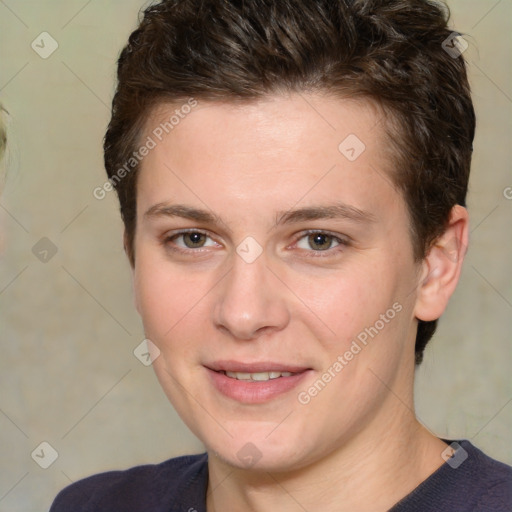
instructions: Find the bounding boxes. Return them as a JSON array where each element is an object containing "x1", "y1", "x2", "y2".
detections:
[
  {"x1": 206, "y1": 363, "x2": 312, "y2": 403},
  {"x1": 223, "y1": 370, "x2": 295, "y2": 381}
]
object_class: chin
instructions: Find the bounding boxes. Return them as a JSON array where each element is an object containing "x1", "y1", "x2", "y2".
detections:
[
  {"x1": 202, "y1": 423, "x2": 318, "y2": 473},
  {"x1": 212, "y1": 443, "x2": 303, "y2": 473}
]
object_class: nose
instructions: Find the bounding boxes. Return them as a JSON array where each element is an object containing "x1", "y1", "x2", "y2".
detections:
[{"x1": 212, "y1": 251, "x2": 290, "y2": 341}]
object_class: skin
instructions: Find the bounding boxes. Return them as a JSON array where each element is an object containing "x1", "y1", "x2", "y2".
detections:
[{"x1": 131, "y1": 93, "x2": 469, "y2": 512}]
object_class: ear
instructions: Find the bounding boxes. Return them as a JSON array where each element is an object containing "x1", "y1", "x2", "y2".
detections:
[
  {"x1": 123, "y1": 229, "x2": 140, "y2": 313},
  {"x1": 414, "y1": 205, "x2": 469, "y2": 322},
  {"x1": 123, "y1": 229, "x2": 135, "y2": 269}
]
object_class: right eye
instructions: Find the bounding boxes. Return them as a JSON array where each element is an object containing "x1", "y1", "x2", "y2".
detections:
[{"x1": 164, "y1": 230, "x2": 220, "y2": 253}]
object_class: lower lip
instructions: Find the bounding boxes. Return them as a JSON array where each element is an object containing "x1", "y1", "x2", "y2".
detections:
[{"x1": 206, "y1": 368, "x2": 311, "y2": 404}]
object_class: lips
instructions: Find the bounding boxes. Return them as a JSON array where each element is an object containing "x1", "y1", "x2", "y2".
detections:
[
  {"x1": 206, "y1": 360, "x2": 310, "y2": 374},
  {"x1": 205, "y1": 360, "x2": 312, "y2": 403}
]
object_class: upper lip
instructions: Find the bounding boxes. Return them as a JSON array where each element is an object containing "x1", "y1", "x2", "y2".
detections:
[{"x1": 206, "y1": 360, "x2": 311, "y2": 373}]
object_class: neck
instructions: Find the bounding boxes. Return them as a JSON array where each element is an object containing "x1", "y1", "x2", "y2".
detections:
[{"x1": 206, "y1": 407, "x2": 447, "y2": 512}]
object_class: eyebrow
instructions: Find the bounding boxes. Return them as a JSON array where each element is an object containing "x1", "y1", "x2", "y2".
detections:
[
  {"x1": 274, "y1": 202, "x2": 376, "y2": 226},
  {"x1": 144, "y1": 203, "x2": 221, "y2": 224},
  {"x1": 143, "y1": 201, "x2": 376, "y2": 230}
]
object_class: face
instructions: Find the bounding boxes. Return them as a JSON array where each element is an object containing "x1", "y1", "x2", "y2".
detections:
[{"x1": 133, "y1": 93, "x2": 423, "y2": 471}]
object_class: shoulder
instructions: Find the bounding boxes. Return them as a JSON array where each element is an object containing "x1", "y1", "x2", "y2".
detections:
[
  {"x1": 391, "y1": 440, "x2": 512, "y2": 512},
  {"x1": 464, "y1": 441, "x2": 512, "y2": 511},
  {"x1": 50, "y1": 452, "x2": 208, "y2": 512}
]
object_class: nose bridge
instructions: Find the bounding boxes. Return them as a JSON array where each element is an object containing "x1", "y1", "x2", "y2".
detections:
[{"x1": 213, "y1": 251, "x2": 289, "y2": 340}]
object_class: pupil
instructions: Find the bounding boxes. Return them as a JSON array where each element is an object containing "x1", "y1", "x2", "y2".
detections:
[
  {"x1": 310, "y1": 233, "x2": 331, "y2": 250},
  {"x1": 185, "y1": 232, "x2": 204, "y2": 247}
]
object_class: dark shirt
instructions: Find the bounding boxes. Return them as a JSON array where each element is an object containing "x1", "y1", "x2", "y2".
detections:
[{"x1": 50, "y1": 440, "x2": 512, "y2": 511}]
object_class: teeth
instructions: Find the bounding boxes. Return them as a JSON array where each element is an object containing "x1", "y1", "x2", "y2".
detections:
[{"x1": 225, "y1": 370, "x2": 295, "y2": 381}]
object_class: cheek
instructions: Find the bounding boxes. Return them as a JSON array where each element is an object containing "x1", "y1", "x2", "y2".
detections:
[
  {"x1": 291, "y1": 265, "x2": 390, "y2": 339},
  {"x1": 134, "y1": 258, "x2": 188, "y2": 340},
  {"x1": 291, "y1": 259, "x2": 414, "y2": 375},
  {"x1": 133, "y1": 254, "x2": 217, "y2": 356},
  {"x1": 134, "y1": 264, "x2": 167, "y2": 337}
]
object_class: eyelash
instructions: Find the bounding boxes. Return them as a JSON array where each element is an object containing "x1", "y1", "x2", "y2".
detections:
[{"x1": 163, "y1": 229, "x2": 349, "y2": 257}]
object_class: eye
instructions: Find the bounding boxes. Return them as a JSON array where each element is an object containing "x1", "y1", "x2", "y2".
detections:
[
  {"x1": 166, "y1": 230, "x2": 219, "y2": 250},
  {"x1": 295, "y1": 231, "x2": 346, "y2": 253}
]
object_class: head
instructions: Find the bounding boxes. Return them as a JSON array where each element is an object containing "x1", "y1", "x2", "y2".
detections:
[{"x1": 103, "y1": 0, "x2": 474, "y2": 469}]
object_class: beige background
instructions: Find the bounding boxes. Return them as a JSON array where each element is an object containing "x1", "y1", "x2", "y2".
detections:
[{"x1": 0, "y1": 1, "x2": 511, "y2": 511}]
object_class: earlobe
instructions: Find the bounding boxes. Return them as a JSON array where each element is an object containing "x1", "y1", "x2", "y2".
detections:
[{"x1": 414, "y1": 205, "x2": 469, "y2": 322}]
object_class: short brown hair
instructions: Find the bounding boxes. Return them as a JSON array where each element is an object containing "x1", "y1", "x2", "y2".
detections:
[{"x1": 104, "y1": 0, "x2": 475, "y2": 364}]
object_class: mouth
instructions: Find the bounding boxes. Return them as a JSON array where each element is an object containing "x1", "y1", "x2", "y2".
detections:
[
  {"x1": 221, "y1": 370, "x2": 297, "y2": 381},
  {"x1": 205, "y1": 361, "x2": 312, "y2": 403}
]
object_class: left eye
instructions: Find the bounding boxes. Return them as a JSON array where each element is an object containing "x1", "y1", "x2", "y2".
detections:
[{"x1": 296, "y1": 232, "x2": 342, "y2": 251}]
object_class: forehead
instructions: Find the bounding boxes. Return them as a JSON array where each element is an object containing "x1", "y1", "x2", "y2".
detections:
[
  {"x1": 137, "y1": 93, "x2": 402, "y2": 224},
  {"x1": 144, "y1": 93, "x2": 387, "y2": 157}
]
